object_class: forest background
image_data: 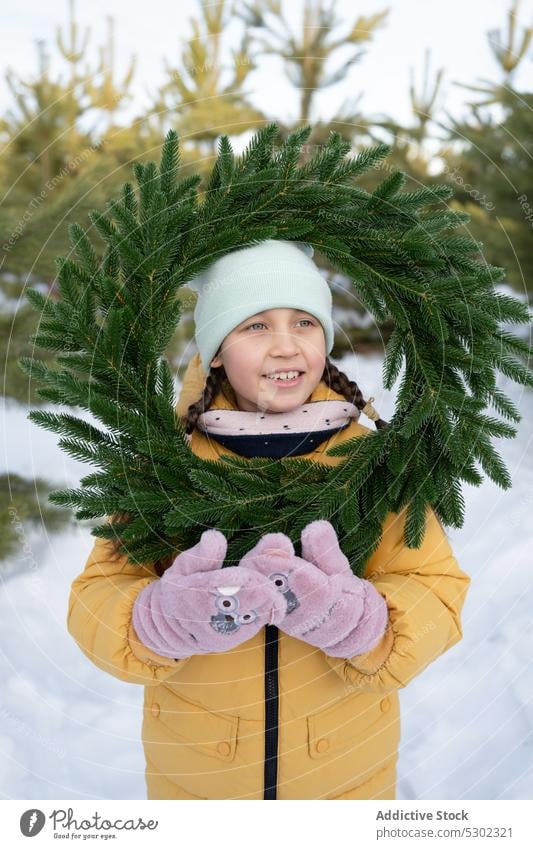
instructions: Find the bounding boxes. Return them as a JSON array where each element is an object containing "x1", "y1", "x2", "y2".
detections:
[{"x1": 1, "y1": 0, "x2": 532, "y2": 800}]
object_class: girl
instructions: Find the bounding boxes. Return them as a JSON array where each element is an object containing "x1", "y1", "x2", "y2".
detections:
[{"x1": 67, "y1": 239, "x2": 471, "y2": 800}]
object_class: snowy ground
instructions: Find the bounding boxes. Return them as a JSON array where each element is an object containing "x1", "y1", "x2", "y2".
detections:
[{"x1": 1, "y1": 352, "x2": 532, "y2": 800}]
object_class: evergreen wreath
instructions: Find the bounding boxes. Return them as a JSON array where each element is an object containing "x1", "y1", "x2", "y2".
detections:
[{"x1": 20, "y1": 124, "x2": 533, "y2": 576}]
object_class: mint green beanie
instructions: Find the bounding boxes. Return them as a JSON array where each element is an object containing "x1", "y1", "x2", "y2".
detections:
[{"x1": 185, "y1": 239, "x2": 334, "y2": 373}]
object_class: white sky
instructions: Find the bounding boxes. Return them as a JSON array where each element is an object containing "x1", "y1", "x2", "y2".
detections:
[{"x1": 1, "y1": 0, "x2": 532, "y2": 149}]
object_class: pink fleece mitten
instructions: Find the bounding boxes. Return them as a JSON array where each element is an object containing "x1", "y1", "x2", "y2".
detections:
[
  {"x1": 239, "y1": 520, "x2": 389, "y2": 657},
  {"x1": 132, "y1": 529, "x2": 286, "y2": 659}
]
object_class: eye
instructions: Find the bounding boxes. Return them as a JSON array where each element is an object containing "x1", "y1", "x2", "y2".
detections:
[
  {"x1": 269, "y1": 572, "x2": 289, "y2": 591},
  {"x1": 216, "y1": 594, "x2": 239, "y2": 613},
  {"x1": 236, "y1": 610, "x2": 258, "y2": 625}
]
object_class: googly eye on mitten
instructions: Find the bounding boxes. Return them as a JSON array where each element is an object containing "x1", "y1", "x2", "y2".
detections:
[
  {"x1": 132, "y1": 529, "x2": 286, "y2": 659},
  {"x1": 239, "y1": 521, "x2": 389, "y2": 657}
]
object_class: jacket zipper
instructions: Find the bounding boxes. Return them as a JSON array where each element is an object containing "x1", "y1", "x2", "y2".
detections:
[{"x1": 263, "y1": 623, "x2": 279, "y2": 799}]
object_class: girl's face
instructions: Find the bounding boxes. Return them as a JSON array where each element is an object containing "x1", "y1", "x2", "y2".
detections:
[{"x1": 209, "y1": 307, "x2": 327, "y2": 413}]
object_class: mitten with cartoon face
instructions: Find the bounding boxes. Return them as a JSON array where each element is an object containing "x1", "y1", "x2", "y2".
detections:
[
  {"x1": 239, "y1": 520, "x2": 389, "y2": 657},
  {"x1": 132, "y1": 529, "x2": 287, "y2": 659}
]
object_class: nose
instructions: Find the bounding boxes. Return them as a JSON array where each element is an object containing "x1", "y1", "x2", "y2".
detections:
[{"x1": 268, "y1": 329, "x2": 300, "y2": 355}]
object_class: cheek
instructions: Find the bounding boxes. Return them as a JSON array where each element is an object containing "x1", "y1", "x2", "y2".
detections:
[
  {"x1": 223, "y1": 345, "x2": 263, "y2": 385},
  {"x1": 305, "y1": 345, "x2": 326, "y2": 374},
  {"x1": 305, "y1": 330, "x2": 326, "y2": 360}
]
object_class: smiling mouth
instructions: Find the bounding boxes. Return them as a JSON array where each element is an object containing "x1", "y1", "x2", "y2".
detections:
[{"x1": 262, "y1": 371, "x2": 305, "y2": 380}]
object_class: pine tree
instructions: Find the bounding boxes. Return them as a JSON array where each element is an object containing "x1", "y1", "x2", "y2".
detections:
[
  {"x1": 84, "y1": 14, "x2": 136, "y2": 131},
  {"x1": 437, "y1": 0, "x2": 533, "y2": 294},
  {"x1": 330, "y1": 47, "x2": 447, "y2": 357},
  {"x1": 152, "y1": 0, "x2": 264, "y2": 149},
  {"x1": 19, "y1": 124, "x2": 533, "y2": 575},
  {"x1": 238, "y1": 0, "x2": 389, "y2": 145}
]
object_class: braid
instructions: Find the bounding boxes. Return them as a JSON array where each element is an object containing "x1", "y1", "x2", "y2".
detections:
[
  {"x1": 321, "y1": 357, "x2": 388, "y2": 430},
  {"x1": 182, "y1": 365, "x2": 228, "y2": 435}
]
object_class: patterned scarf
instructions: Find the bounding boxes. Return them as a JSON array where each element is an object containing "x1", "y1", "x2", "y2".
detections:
[
  {"x1": 194, "y1": 399, "x2": 360, "y2": 458},
  {"x1": 197, "y1": 399, "x2": 360, "y2": 435}
]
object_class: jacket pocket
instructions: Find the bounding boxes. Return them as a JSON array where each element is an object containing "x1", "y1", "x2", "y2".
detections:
[
  {"x1": 149, "y1": 684, "x2": 239, "y2": 763},
  {"x1": 307, "y1": 692, "x2": 385, "y2": 760}
]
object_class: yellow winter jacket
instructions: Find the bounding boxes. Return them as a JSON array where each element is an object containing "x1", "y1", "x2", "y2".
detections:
[{"x1": 67, "y1": 352, "x2": 471, "y2": 800}]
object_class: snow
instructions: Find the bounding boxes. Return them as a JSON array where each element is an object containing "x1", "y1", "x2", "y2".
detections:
[{"x1": 1, "y1": 352, "x2": 532, "y2": 800}]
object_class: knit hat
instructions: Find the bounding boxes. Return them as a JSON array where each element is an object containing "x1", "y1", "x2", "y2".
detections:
[{"x1": 185, "y1": 239, "x2": 335, "y2": 373}]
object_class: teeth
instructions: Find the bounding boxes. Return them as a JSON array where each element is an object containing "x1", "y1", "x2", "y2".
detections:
[{"x1": 266, "y1": 371, "x2": 300, "y2": 381}]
